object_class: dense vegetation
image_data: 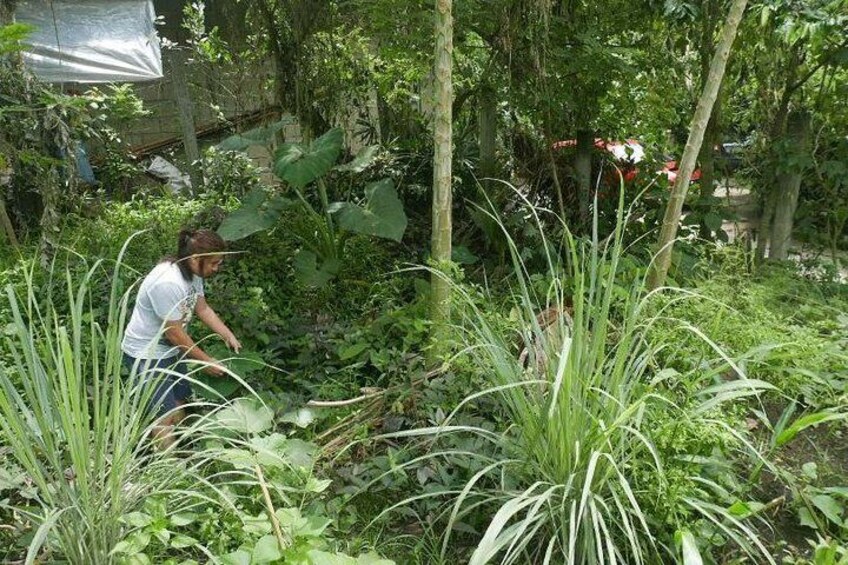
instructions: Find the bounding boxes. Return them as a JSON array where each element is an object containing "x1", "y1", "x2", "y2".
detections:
[{"x1": 1, "y1": 0, "x2": 847, "y2": 563}]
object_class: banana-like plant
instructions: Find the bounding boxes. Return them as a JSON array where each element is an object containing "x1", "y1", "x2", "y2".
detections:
[{"x1": 216, "y1": 127, "x2": 407, "y2": 286}]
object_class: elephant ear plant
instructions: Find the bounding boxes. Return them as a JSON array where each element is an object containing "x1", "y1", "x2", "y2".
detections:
[{"x1": 217, "y1": 127, "x2": 407, "y2": 286}]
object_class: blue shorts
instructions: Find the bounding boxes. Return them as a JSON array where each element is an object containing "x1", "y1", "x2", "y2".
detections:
[{"x1": 122, "y1": 353, "x2": 192, "y2": 415}]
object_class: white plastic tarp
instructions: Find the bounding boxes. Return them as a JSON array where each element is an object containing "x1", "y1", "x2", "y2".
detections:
[{"x1": 15, "y1": 0, "x2": 162, "y2": 83}]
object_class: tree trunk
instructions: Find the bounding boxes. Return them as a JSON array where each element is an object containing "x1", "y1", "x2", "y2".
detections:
[
  {"x1": 698, "y1": 93, "x2": 720, "y2": 201},
  {"x1": 478, "y1": 85, "x2": 497, "y2": 183},
  {"x1": 768, "y1": 110, "x2": 810, "y2": 260},
  {"x1": 575, "y1": 129, "x2": 593, "y2": 230},
  {"x1": 697, "y1": 0, "x2": 720, "y2": 206},
  {"x1": 755, "y1": 51, "x2": 799, "y2": 261},
  {"x1": 430, "y1": 0, "x2": 453, "y2": 330},
  {"x1": 647, "y1": 0, "x2": 748, "y2": 290},
  {"x1": 169, "y1": 49, "x2": 201, "y2": 191},
  {"x1": 0, "y1": 1, "x2": 19, "y2": 247},
  {"x1": 0, "y1": 1, "x2": 14, "y2": 23}
]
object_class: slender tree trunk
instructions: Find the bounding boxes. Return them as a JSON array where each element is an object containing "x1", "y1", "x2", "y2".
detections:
[
  {"x1": 0, "y1": 0, "x2": 19, "y2": 247},
  {"x1": 756, "y1": 50, "x2": 800, "y2": 261},
  {"x1": 698, "y1": 94, "x2": 720, "y2": 201},
  {"x1": 575, "y1": 129, "x2": 593, "y2": 230},
  {"x1": 478, "y1": 85, "x2": 497, "y2": 184},
  {"x1": 697, "y1": 0, "x2": 720, "y2": 204},
  {"x1": 430, "y1": 0, "x2": 453, "y2": 330},
  {"x1": 169, "y1": 49, "x2": 201, "y2": 191},
  {"x1": 0, "y1": 0, "x2": 14, "y2": 23},
  {"x1": 647, "y1": 0, "x2": 748, "y2": 290},
  {"x1": 768, "y1": 110, "x2": 810, "y2": 260}
]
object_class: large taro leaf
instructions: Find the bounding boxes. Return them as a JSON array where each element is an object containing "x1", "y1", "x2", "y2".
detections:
[
  {"x1": 195, "y1": 350, "x2": 265, "y2": 401},
  {"x1": 217, "y1": 188, "x2": 289, "y2": 241},
  {"x1": 274, "y1": 128, "x2": 344, "y2": 188},
  {"x1": 335, "y1": 145, "x2": 379, "y2": 173},
  {"x1": 215, "y1": 398, "x2": 274, "y2": 434},
  {"x1": 293, "y1": 250, "x2": 340, "y2": 287},
  {"x1": 329, "y1": 179, "x2": 407, "y2": 242},
  {"x1": 216, "y1": 118, "x2": 294, "y2": 152}
]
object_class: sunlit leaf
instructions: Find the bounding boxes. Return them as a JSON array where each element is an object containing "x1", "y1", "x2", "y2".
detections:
[
  {"x1": 275, "y1": 128, "x2": 344, "y2": 188},
  {"x1": 215, "y1": 398, "x2": 274, "y2": 434},
  {"x1": 336, "y1": 145, "x2": 379, "y2": 173},
  {"x1": 217, "y1": 188, "x2": 289, "y2": 241},
  {"x1": 252, "y1": 534, "x2": 282, "y2": 563},
  {"x1": 293, "y1": 250, "x2": 340, "y2": 287},
  {"x1": 330, "y1": 179, "x2": 407, "y2": 242}
]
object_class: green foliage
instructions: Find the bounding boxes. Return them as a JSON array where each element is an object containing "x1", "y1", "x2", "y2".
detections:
[
  {"x1": 0, "y1": 23, "x2": 33, "y2": 55},
  {"x1": 368, "y1": 192, "x2": 776, "y2": 564},
  {"x1": 0, "y1": 251, "x2": 228, "y2": 562},
  {"x1": 218, "y1": 128, "x2": 407, "y2": 287},
  {"x1": 200, "y1": 147, "x2": 265, "y2": 200},
  {"x1": 648, "y1": 253, "x2": 848, "y2": 407}
]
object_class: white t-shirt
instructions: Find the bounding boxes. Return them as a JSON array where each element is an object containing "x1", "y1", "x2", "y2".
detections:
[{"x1": 121, "y1": 261, "x2": 204, "y2": 359}]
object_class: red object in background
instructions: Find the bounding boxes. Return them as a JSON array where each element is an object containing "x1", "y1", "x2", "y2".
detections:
[
  {"x1": 553, "y1": 138, "x2": 701, "y2": 185},
  {"x1": 661, "y1": 160, "x2": 702, "y2": 184}
]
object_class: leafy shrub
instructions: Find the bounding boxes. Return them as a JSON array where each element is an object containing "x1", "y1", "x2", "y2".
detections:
[
  {"x1": 371, "y1": 194, "x2": 777, "y2": 564},
  {"x1": 647, "y1": 256, "x2": 848, "y2": 407}
]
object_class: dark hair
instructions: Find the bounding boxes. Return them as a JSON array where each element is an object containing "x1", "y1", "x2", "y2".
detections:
[{"x1": 169, "y1": 228, "x2": 227, "y2": 280}]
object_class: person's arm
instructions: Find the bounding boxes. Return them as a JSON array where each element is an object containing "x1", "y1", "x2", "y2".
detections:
[
  {"x1": 195, "y1": 296, "x2": 242, "y2": 353},
  {"x1": 164, "y1": 321, "x2": 226, "y2": 376}
]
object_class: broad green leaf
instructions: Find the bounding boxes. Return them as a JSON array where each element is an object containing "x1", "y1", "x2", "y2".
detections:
[
  {"x1": 125, "y1": 554, "x2": 151, "y2": 565},
  {"x1": 281, "y1": 438, "x2": 317, "y2": 469},
  {"x1": 217, "y1": 188, "x2": 289, "y2": 241},
  {"x1": 216, "y1": 118, "x2": 292, "y2": 152},
  {"x1": 216, "y1": 134, "x2": 254, "y2": 152},
  {"x1": 823, "y1": 487, "x2": 848, "y2": 498},
  {"x1": 111, "y1": 531, "x2": 151, "y2": 555},
  {"x1": 0, "y1": 466, "x2": 25, "y2": 491},
  {"x1": 293, "y1": 250, "x2": 340, "y2": 287},
  {"x1": 802, "y1": 462, "x2": 818, "y2": 480},
  {"x1": 811, "y1": 494, "x2": 844, "y2": 526},
  {"x1": 170, "y1": 535, "x2": 198, "y2": 549},
  {"x1": 703, "y1": 213, "x2": 723, "y2": 232},
  {"x1": 252, "y1": 534, "x2": 283, "y2": 563},
  {"x1": 776, "y1": 412, "x2": 847, "y2": 447},
  {"x1": 452, "y1": 245, "x2": 478, "y2": 265},
  {"x1": 798, "y1": 507, "x2": 818, "y2": 529},
  {"x1": 196, "y1": 351, "x2": 264, "y2": 400},
  {"x1": 339, "y1": 342, "x2": 368, "y2": 361},
  {"x1": 727, "y1": 500, "x2": 765, "y2": 519},
  {"x1": 170, "y1": 512, "x2": 196, "y2": 527},
  {"x1": 249, "y1": 433, "x2": 296, "y2": 469},
  {"x1": 307, "y1": 551, "x2": 356, "y2": 565},
  {"x1": 122, "y1": 511, "x2": 152, "y2": 528},
  {"x1": 215, "y1": 398, "x2": 274, "y2": 434},
  {"x1": 336, "y1": 145, "x2": 379, "y2": 173},
  {"x1": 195, "y1": 374, "x2": 242, "y2": 400},
  {"x1": 305, "y1": 477, "x2": 332, "y2": 493},
  {"x1": 242, "y1": 512, "x2": 273, "y2": 536},
  {"x1": 307, "y1": 551, "x2": 394, "y2": 565},
  {"x1": 280, "y1": 407, "x2": 316, "y2": 428},
  {"x1": 220, "y1": 549, "x2": 251, "y2": 565},
  {"x1": 675, "y1": 530, "x2": 703, "y2": 565},
  {"x1": 275, "y1": 507, "x2": 331, "y2": 538},
  {"x1": 331, "y1": 179, "x2": 407, "y2": 242},
  {"x1": 275, "y1": 128, "x2": 344, "y2": 188}
]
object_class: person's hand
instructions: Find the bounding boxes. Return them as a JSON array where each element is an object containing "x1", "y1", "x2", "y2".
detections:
[
  {"x1": 223, "y1": 332, "x2": 242, "y2": 354},
  {"x1": 205, "y1": 361, "x2": 227, "y2": 377}
]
